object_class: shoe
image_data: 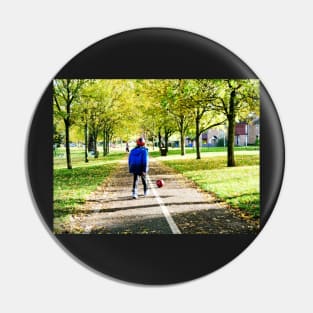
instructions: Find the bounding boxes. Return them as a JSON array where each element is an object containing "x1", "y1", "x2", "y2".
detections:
[
  {"x1": 132, "y1": 192, "x2": 138, "y2": 199},
  {"x1": 144, "y1": 190, "x2": 149, "y2": 197}
]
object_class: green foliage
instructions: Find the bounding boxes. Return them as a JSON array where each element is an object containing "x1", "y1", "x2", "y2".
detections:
[
  {"x1": 53, "y1": 79, "x2": 260, "y2": 167},
  {"x1": 53, "y1": 79, "x2": 87, "y2": 125},
  {"x1": 216, "y1": 137, "x2": 227, "y2": 147},
  {"x1": 53, "y1": 124, "x2": 63, "y2": 146}
]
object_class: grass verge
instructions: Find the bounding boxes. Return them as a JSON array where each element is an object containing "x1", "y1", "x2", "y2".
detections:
[
  {"x1": 149, "y1": 145, "x2": 259, "y2": 158},
  {"x1": 162, "y1": 154, "x2": 260, "y2": 218},
  {"x1": 54, "y1": 148, "x2": 126, "y2": 169},
  {"x1": 53, "y1": 151, "x2": 124, "y2": 233}
]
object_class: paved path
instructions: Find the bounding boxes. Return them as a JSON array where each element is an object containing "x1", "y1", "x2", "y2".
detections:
[{"x1": 71, "y1": 158, "x2": 258, "y2": 234}]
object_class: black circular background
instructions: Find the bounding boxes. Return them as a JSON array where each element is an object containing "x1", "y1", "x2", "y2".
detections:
[{"x1": 27, "y1": 28, "x2": 284, "y2": 284}]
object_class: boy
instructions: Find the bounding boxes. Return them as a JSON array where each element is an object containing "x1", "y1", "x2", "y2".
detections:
[{"x1": 128, "y1": 137, "x2": 149, "y2": 199}]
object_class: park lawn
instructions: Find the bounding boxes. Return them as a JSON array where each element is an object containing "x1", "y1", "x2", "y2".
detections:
[
  {"x1": 53, "y1": 151, "x2": 125, "y2": 233},
  {"x1": 149, "y1": 145, "x2": 259, "y2": 158},
  {"x1": 54, "y1": 148, "x2": 126, "y2": 169},
  {"x1": 162, "y1": 154, "x2": 260, "y2": 218}
]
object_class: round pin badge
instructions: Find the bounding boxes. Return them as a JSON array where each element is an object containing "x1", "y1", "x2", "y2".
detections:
[{"x1": 27, "y1": 28, "x2": 284, "y2": 284}]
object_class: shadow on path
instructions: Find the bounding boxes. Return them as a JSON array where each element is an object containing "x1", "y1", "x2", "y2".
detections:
[{"x1": 68, "y1": 158, "x2": 259, "y2": 234}]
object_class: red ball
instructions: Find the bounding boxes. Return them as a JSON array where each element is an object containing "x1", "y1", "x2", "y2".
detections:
[{"x1": 156, "y1": 179, "x2": 164, "y2": 188}]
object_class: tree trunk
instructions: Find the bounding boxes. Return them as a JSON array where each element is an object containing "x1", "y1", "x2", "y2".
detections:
[
  {"x1": 158, "y1": 131, "x2": 162, "y2": 150},
  {"x1": 180, "y1": 131, "x2": 185, "y2": 156},
  {"x1": 195, "y1": 117, "x2": 201, "y2": 159},
  {"x1": 106, "y1": 132, "x2": 110, "y2": 155},
  {"x1": 109, "y1": 132, "x2": 113, "y2": 154},
  {"x1": 88, "y1": 133, "x2": 94, "y2": 152},
  {"x1": 64, "y1": 119, "x2": 72, "y2": 169},
  {"x1": 227, "y1": 90, "x2": 236, "y2": 167},
  {"x1": 103, "y1": 130, "x2": 106, "y2": 156},
  {"x1": 164, "y1": 130, "x2": 169, "y2": 152},
  {"x1": 84, "y1": 122, "x2": 88, "y2": 162},
  {"x1": 179, "y1": 118, "x2": 185, "y2": 156},
  {"x1": 94, "y1": 134, "x2": 98, "y2": 158}
]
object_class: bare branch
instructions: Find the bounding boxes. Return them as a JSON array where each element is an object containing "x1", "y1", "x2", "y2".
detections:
[
  {"x1": 199, "y1": 119, "x2": 227, "y2": 134},
  {"x1": 53, "y1": 94, "x2": 61, "y2": 112}
]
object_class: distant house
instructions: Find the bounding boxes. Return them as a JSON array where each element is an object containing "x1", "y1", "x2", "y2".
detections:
[
  {"x1": 234, "y1": 118, "x2": 259, "y2": 146},
  {"x1": 185, "y1": 137, "x2": 193, "y2": 147},
  {"x1": 235, "y1": 122, "x2": 248, "y2": 146},
  {"x1": 250, "y1": 117, "x2": 260, "y2": 144},
  {"x1": 199, "y1": 117, "x2": 260, "y2": 147},
  {"x1": 182, "y1": 117, "x2": 259, "y2": 148},
  {"x1": 185, "y1": 128, "x2": 225, "y2": 147},
  {"x1": 201, "y1": 128, "x2": 226, "y2": 147}
]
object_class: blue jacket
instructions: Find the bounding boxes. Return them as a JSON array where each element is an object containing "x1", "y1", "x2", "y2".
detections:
[{"x1": 128, "y1": 146, "x2": 149, "y2": 174}]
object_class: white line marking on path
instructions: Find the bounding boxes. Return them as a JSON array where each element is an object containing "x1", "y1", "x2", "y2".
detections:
[{"x1": 147, "y1": 175, "x2": 181, "y2": 234}]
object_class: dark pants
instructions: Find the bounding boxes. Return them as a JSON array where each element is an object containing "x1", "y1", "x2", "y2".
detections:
[{"x1": 132, "y1": 174, "x2": 147, "y2": 194}]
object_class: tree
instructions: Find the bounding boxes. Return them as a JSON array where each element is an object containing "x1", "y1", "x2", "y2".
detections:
[
  {"x1": 163, "y1": 79, "x2": 193, "y2": 156},
  {"x1": 135, "y1": 80, "x2": 176, "y2": 155},
  {"x1": 53, "y1": 79, "x2": 86, "y2": 169},
  {"x1": 100, "y1": 80, "x2": 139, "y2": 155},
  {"x1": 81, "y1": 105, "x2": 90, "y2": 162},
  {"x1": 74, "y1": 81, "x2": 98, "y2": 162},
  {"x1": 53, "y1": 123, "x2": 64, "y2": 147},
  {"x1": 186, "y1": 80, "x2": 226, "y2": 159},
  {"x1": 138, "y1": 79, "x2": 192, "y2": 155},
  {"x1": 210, "y1": 79, "x2": 260, "y2": 166},
  {"x1": 77, "y1": 80, "x2": 124, "y2": 158},
  {"x1": 89, "y1": 108, "x2": 101, "y2": 157}
]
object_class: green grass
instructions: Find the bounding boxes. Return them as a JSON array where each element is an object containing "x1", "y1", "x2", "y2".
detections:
[
  {"x1": 149, "y1": 145, "x2": 259, "y2": 158},
  {"x1": 162, "y1": 154, "x2": 260, "y2": 217},
  {"x1": 152, "y1": 149, "x2": 259, "y2": 162},
  {"x1": 54, "y1": 148, "x2": 126, "y2": 169},
  {"x1": 53, "y1": 150, "x2": 125, "y2": 233}
]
